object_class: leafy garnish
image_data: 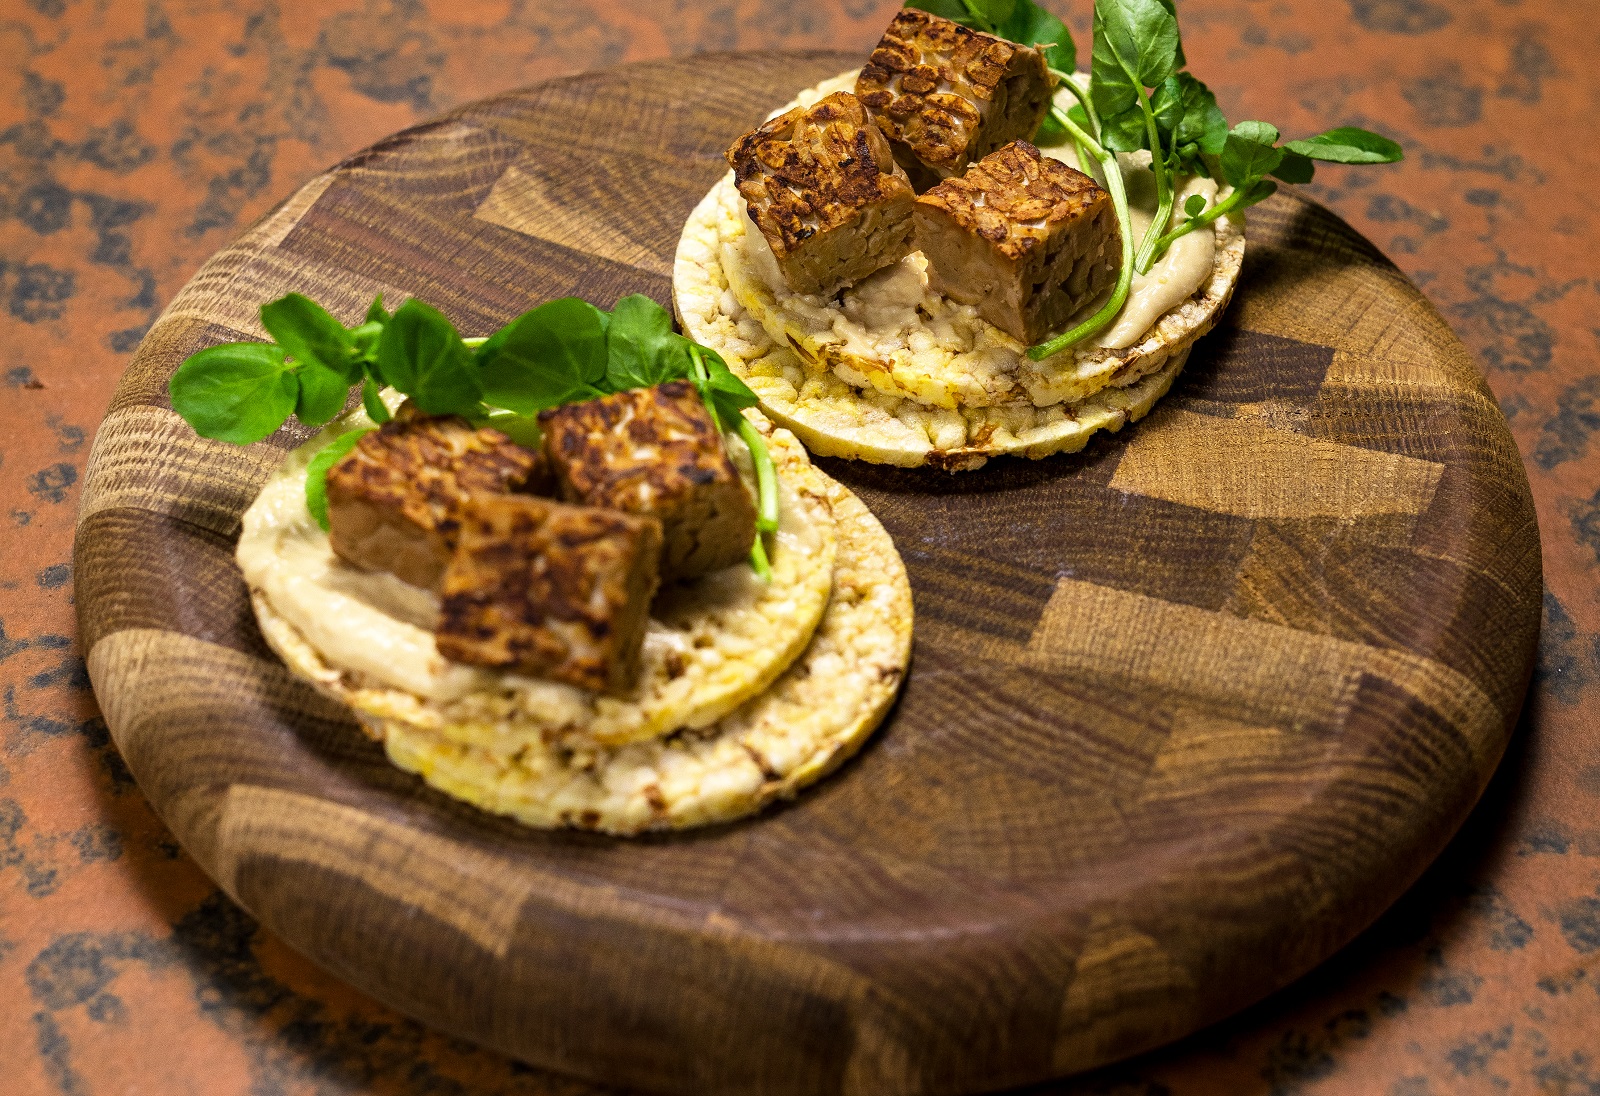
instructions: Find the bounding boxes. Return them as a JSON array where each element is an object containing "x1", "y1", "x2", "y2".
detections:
[
  {"x1": 376, "y1": 299, "x2": 483, "y2": 417},
  {"x1": 168, "y1": 343, "x2": 298, "y2": 445},
  {"x1": 169, "y1": 290, "x2": 778, "y2": 577},
  {"x1": 895, "y1": 0, "x2": 1403, "y2": 358},
  {"x1": 477, "y1": 297, "x2": 610, "y2": 413},
  {"x1": 304, "y1": 427, "x2": 372, "y2": 531}
]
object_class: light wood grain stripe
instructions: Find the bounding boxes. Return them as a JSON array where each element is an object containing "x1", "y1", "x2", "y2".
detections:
[
  {"x1": 216, "y1": 785, "x2": 535, "y2": 958},
  {"x1": 159, "y1": 238, "x2": 408, "y2": 337},
  {"x1": 1108, "y1": 408, "x2": 1444, "y2": 519},
  {"x1": 1022, "y1": 579, "x2": 1501, "y2": 768},
  {"x1": 78, "y1": 405, "x2": 282, "y2": 535},
  {"x1": 476, "y1": 159, "x2": 674, "y2": 277},
  {"x1": 252, "y1": 171, "x2": 337, "y2": 248}
]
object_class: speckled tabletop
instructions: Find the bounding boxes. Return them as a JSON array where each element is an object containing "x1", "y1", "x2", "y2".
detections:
[{"x1": 1, "y1": 1, "x2": 1596, "y2": 1093}]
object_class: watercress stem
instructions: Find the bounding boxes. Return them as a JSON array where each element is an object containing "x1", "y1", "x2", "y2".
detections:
[
  {"x1": 462, "y1": 336, "x2": 487, "y2": 348},
  {"x1": 1146, "y1": 185, "x2": 1248, "y2": 255},
  {"x1": 747, "y1": 528, "x2": 772, "y2": 584},
  {"x1": 1048, "y1": 68, "x2": 1101, "y2": 141},
  {"x1": 1026, "y1": 105, "x2": 1135, "y2": 361},
  {"x1": 736, "y1": 415, "x2": 780, "y2": 534},
  {"x1": 1131, "y1": 82, "x2": 1173, "y2": 275}
]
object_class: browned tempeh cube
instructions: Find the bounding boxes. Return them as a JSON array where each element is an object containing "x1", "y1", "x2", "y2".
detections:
[
  {"x1": 726, "y1": 90, "x2": 917, "y2": 296},
  {"x1": 325, "y1": 407, "x2": 549, "y2": 591},
  {"x1": 436, "y1": 495, "x2": 662, "y2": 696},
  {"x1": 538, "y1": 380, "x2": 757, "y2": 581},
  {"x1": 856, "y1": 9, "x2": 1053, "y2": 191},
  {"x1": 915, "y1": 141, "x2": 1120, "y2": 345}
]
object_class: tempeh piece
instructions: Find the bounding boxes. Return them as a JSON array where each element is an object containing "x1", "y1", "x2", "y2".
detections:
[
  {"x1": 436, "y1": 495, "x2": 662, "y2": 696},
  {"x1": 915, "y1": 140, "x2": 1120, "y2": 345},
  {"x1": 325, "y1": 408, "x2": 547, "y2": 591},
  {"x1": 539, "y1": 380, "x2": 756, "y2": 580},
  {"x1": 726, "y1": 90, "x2": 916, "y2": 297},
  {"x1": 856, "y1": 9, "x2": 1053, "y2": 191}
]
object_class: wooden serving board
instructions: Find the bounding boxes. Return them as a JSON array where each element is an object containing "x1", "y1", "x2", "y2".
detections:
[{"x1": 75, "y1": 51, "x2": 1542, "y2": 1096}]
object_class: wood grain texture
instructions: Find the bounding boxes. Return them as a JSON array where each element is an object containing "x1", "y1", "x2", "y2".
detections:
[{"x1": 73, "y1": 52, "x2": 1541, "y2": 1096}]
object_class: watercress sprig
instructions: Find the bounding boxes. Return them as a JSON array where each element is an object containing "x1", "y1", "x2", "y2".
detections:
[
  {"x1": 898, "y1": 0, "x2": 1404, "y2": 360},
  {"x1": 169, "y1": 292, "x2": 777, "y2": 579}
]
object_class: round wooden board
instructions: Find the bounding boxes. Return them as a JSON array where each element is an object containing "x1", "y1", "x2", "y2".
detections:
[{"x1": 75, "y1": 51, "x2": 1542, "y2": 1096}]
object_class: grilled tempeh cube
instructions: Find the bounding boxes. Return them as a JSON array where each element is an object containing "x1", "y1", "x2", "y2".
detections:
[
  {"x1": 915, "y1": 141, "x2": 1120, "y2": 345},
  {"x1": 325, "y1": 407, "x2": 549, "y2": 591},
  {"x1": 436, "y1": 495, "x2": 662, "y2": 696},
  {"x1": 726, "y1": 90, "x2": 917, "y2": 297},
  {"x1": 539, "y1": 380, "x2": 757, "y2": 581},
  {"x1": 856, "y1": 9, "x2": 1053, "y2": 191}
]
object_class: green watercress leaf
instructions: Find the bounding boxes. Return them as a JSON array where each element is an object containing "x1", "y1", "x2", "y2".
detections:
[
  {"x1": 905, "y1": 0, "x2": 983, "y2": 26},
  {"x1": 361, "y1": 375, "x2": 391, "y2": 424},
  {"x1": 1270, "y1": 147, "x2": 1316, "y2": 184},
  {"x1": 701, "y1": 345, "x2": 759, "y2": 411},
  {"x1": 1184, "y1": 193, "x2": 1207, "y2": 217},
  {"x1": 1099, "y1": 105, "x2": 1147, "y2": 152},
  {"x1": 477, "y1": 297, "x2": 610, "y2": 414},
  {"x1": 1152, "y1": 72, "x2": 1227, "y2": 157},
  {"x1": 294, "y1": 362, "x2": 351, "y2": 427},
  {"x1": 376, "y1": 298, "x2": 482, "y2": 416},
  {"x1": 1091, "y1": 0, "x2": 1181, "y2": 121},
  {"x1": 1286, "y1": 126, "x2": 1404, "y2": 164},
  {"x1": 1220, "y1": 120, "x2": 1283, "y2": 188},
  {"x1": 998, "y1": 2, "x2": 1074, "y2": 70},
  {"x1": 304, "y1": 428, "x2": 372, "y2": 532},
  {"x1": 477, "y1": 408, "x2": 544, "y2": 449},
  {"x1": 606, "y1": 294, "x2": 691, "y2": 391},
  {"x1": 261, "y1": 293, "x2": 360, "y2": 383},
  {"x1": 364, "y1": 293, "x2": 391, "y2": 325},
  {"x1": 169, "y1": 342, "x2": 298, "y2": 444}
]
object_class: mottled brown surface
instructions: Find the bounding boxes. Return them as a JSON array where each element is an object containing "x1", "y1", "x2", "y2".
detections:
[
  {"x1": 917, "y1": 139, "x2": 1119, "y2": 341},
  {"x1": 728, "y1": 91, "x2": 915, "y2": 294},
  {"x1": 2, "y1": 2, "x2": 1596, "y2": 1095},
  {"x1": 327, "y1": 411, "x2": 545, "y2": 590},
  {"x1": 438, "y1": 495, "x2": 661, "y2": 693},
  {"x1": 857, "y1": 8, "x2": 1053, "y2": 187},
  {"x1": 540, "y1": 380, "x2": 756, "y2": 579}
]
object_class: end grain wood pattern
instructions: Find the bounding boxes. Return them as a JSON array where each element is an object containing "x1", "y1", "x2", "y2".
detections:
[{"x1": 74, "y1": 52, "x2": 1541, "y2": 1096}]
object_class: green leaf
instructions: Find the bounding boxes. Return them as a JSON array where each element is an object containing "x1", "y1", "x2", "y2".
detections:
[
  {"x1": 1034, "y1": 107, "x2": 1068, "y2": 146},
  {"x1": 1091, "y1": 0, "x2": 1180, "y2": 122},
  {"x1": 477, "y1": 408, "x2": 544, "y2": 449},
  {"x1": 1151, "y1": 72, "x2": 1227, "y2": 157},
  {"x1": 1270, "y1": 148, "x2": 1316, "y2": 184},
  {"x1": 998, "y1": 1, "x2": 1075, "y2": 70},
  {"x1": 294, "y1": 363, "x2": 351, "y2": 427},
  {"x1": 1099, "y1": 105, "x2": 1147, "y2": 152},
  {"x1": 1286, "y1": 126, "x2": 1404, "y2": 164},
  {"x1": 305, "y1": 428, "x2": 372, "y2": 532},
  {"x1": 364, "y1": 293, "x2": 390, "y2": 325},
  {"x1": 1220, "y1": 120, "x2": 1283, "y2": 188},
  {"x1": 169, "y1": 342, "x2": 298, "y2": 444},
  {"x1": 477, "y1": 297, "x2": 610, "y2": 415},
  {"x1": 1184, "y1": 193, "x2": 1207, "y2": 217},
  {"x1": 361, "y1": 375, "x2": 391, "y2": 424},
  {"x1": 376, "y1": 298, "x2": 482, "y2": 416},
  {"x1": 261, "y1": 293, "x2": 359, "y2": 383},
  {"x1": 702, "y1": 345, "x2": 759, "y2": 411},
  {"x1": 979, "y1": 0, "x2": 1017, "y2": 27},
  {"x1": 906, "y1": 0, "x2": 984, "y2": 27},
  {"x1": 1153, "y1": 0, "x2": 1185, "y2": 69},
  {"x1": 1237, "y1": 177, "x2": 1279, "y2": 208},
  {"x1": 606, "y1": 294, "x2": 692, "y2": 391}
]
